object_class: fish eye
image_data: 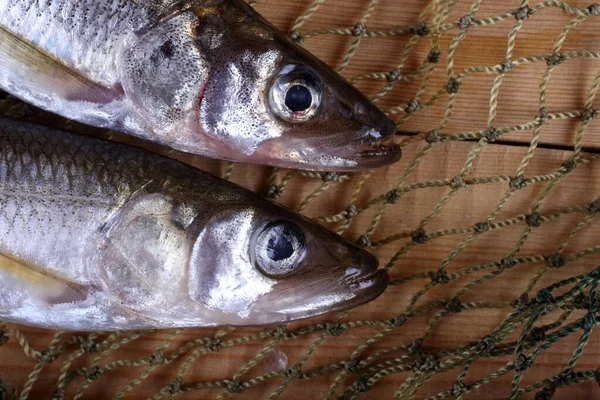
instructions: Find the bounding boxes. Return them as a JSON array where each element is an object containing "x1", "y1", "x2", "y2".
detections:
[
  {"x1": 269, "y1": 67, "x2": 322, "y2": 123},
  {"x1": 254, "y1": 220, "x2": 306, "y2": 278},
  {"x1": 285, "y1": 85, "x2": 312, "y2": 112}
]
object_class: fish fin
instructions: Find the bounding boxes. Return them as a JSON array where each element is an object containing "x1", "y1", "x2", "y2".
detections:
[
  {"x1": 0, "y1": 24, "x2": 122, "y2": 103},
  {"x1": 0, "y1": 250, "x2": 88, "y2": 304}
]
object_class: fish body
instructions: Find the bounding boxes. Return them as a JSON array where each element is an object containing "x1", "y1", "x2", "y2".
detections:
[
  {"x1": 0, "y1": 0, "x2": 401, "y2": 171},
  {"x1": 0, "y1": 118, "x2": 388, "y2": 330}
]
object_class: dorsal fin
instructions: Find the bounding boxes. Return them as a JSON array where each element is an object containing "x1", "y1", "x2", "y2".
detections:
[
  {"x1": 0, "y1": 24, "x2": 122, "y2": 103},
  {"x1": 0, "y1": 250, "x2": 88, "y2": 304}
]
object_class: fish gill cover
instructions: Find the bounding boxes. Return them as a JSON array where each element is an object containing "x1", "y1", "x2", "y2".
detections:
[{"x1": 0, "y1": 0, "x2": 599, "y2": 399}]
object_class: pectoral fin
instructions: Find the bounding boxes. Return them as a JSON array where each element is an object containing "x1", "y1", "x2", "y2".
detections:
[
  {"x1": 0, "y1": 24, "x2": 122, "y2": 103},
  {"x1": 0, "y1": 250, "x2": 88, "y2": 304}
]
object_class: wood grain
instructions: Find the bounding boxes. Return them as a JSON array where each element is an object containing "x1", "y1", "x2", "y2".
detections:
[{"x1": 1, "y1": 1, "x2": 599, "y2": 399}]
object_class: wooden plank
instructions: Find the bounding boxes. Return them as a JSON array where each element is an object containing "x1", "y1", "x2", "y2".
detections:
[{"x1": 260, "y1": 0, "x2": 600, "y2": 150}]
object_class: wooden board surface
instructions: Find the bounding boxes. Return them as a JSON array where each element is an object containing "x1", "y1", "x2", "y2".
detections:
[{"x1": 1, "y1": 1, "x2": 599, "y2": 399}]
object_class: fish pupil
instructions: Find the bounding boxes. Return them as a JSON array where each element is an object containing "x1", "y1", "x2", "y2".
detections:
[
  {"x1": 267, "y1": 235, "x2": 294, "y2": 261},
  {"x1": 285, "y1": 85, "x2": 312, "y2": 112}
]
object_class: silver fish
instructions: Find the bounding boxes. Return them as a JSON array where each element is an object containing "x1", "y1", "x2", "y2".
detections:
[
  {"x1": 0, "y1": 118, "x2": 388, "y2": 331},
  {"x1": 0, "y1": 0, "x2": 401, "y2": 171}
]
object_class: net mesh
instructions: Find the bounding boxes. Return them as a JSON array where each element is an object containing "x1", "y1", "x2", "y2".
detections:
[{"x1": 1, "y1": 0, "x2": 600, "y2": 399}]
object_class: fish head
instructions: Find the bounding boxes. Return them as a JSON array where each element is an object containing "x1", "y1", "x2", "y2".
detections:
[
  {"x1": 122, "y1": 1, "x2": 400, "y2": 171},
  {"x1": 188, "y1": 194, "x2": 388, "y2": 325}
]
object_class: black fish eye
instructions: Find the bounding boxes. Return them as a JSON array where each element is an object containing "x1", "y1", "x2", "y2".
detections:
[
  {"x1": 255, "y1": 221, "x2": 306, "y2": 278},
  {"x1": 267, "y1": 234, "x2": 294, "y2": 261},
  {"x1": 285, "y1": 85, "x2": 312, "y2": 112},
  {"x1": 269, "y1": 67, "x2": 322, "y2": 122}
]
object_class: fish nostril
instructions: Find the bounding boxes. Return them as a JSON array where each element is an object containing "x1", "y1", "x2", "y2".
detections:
[{"x1": 381, "y1": 118, "x2": 397, "y2": 139}]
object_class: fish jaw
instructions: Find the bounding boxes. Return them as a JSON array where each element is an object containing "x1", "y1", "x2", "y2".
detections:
[
  {"x1": 244, "y1": 121, "x2": 402, "y2": 171},
  {"x1": 244, "y1": 250, "x2": 389, "y2": 325}
]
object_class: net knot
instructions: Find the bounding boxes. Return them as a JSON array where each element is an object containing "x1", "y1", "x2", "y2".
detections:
[
  {"x1": 482, "y1": 127, "x2": 499, "y2": 142},
  {"x1": 352, "y1": 22, "x2": 366, "y2": 37},
  {"x1": 445, "y1": 298, "x2": 463, "y2": 313},
  {"x1": 285, "y1": 364, "x2": 303, "y2": 379},
  {"x1": 169, "y1": 377, "x2": 182, "y2": 394},
  {"x1": 473, "y1": 221, "x2": 491, "y2": 234},
  {"x1": 322, "y1": 171, "x2": 339, "y2": 182},
  {"x1": 546, "y1": 52, "x2": 565, "y2": 66},
  {"x1": 537, "y1": 107, "x2": 548, "y2": 126},
  {"x1": 581, "y1": 107, "x2": 598, "y2": 121},
  {"x1": 272, "y1": 325, "x2": 288, "y2": 339},
  {"x1": 226, "y1": 380, "x2": 244, "y2": 394},
  {"x1": 0, "y1": 330, "x2": 8, "y2": 346},
  {"x1": 387, "y1": 68, "x2": 402, "y2": 83},
  {"x1": 357, "y1": 235, "x2": 371, "y2": 248},
  {"x1": 413, "y1": 355, "x2": 439, "y2": 372},
  {"x1": 150, "y1": 349, "x2": 165, "y2": 365},
  {"x1": 428, "y1": 49, "x2": 441, "y2": 63},
  {"x1": 458, "y1": 14, "x2": 475, "y2": 29},
  {"x1": 288, "y1": 30, "x2": 303, "y2": 44},
  {"x1": 81, "y1": 340, "x2": 99, "y2": 354},
  {"x1": 344, "y1": 359, "x2": 364, "y2": 373},
  {"x1": 405, "y1": 99, "x2": 421, "y2": 114},
  {"x1": 386, "y1": 189, "x2": 401, "y2": 204},
  {"x1": 525, "y1": 212, "x2": 542, "y2": 227},
  {"x1": 345, "y1": 205, "x2": 358, "y2": 219},
  {"x1": 560, "y1": 159, "x2": 576, "y2": 173},
  {"x1": 589, "y1": 266, "x2": 600, "y2": 280},
  {"x1": 509, "y1": 175, "x2": 527, "y2": 189},
  {"x1": 583, "y1": 311, "x2": 597, "y2": 330},
  {"x1": 451, "y1": 382, "x2": 466, "y2": 398},
  {"x1": 85, "y1": 366, "x2": 101, "y2": 381},
  {"x1": 546, "y1": 254, "x2": 565, "y2": 269},
  {"x1": 446, "y1": 78, "x2": 461, "y2": 94},
  {"x1": 266, "y1": 184, "x2": 282, "y2": 199},
  {"x1": 411, "y1": 228, "x2": 428, "y2": 244},
  {"x1": 352, "y1": 374, "x2": 372, "y2": 392},
  {"x1": 432, "y1": 269, "x2": 450, "y2": 285},
  {"x1": 38, "y1": 349, "x2": 56, "y2": 364},
  {"x1": 449, "y1": 176, "x2": 466, "y2": 189},
  {"x1": 51, "y1": 388, "x2": 65, "y2": 400},
  {"x1": 389, "y1": 314, "x2": 408, "y2": 327},
  {"x1": 555, "y1": 371, "x2": 574, "y2": 386},
  {"x1": 535, "y1": 288, "x2": 553, "y2": 304},
  {"x1": 514, "y1": 354, "x2": 533, "y2": 371},
  {"x1": 206, "y1": 337, "x2": 223, "y2": 352},
  {"x1": 479, "y1": 335, "x2": 496, "y2": 355},
  {"x1": 325, "y1": 322, "x2": 345, "y2": 336},
  {"x1": 426, "y1": 130, "x2": 441, "y2": 143},
  {"x1": 534, "y1": 385, "x2": 556, "y2": 400},
  {"x1": 410, "y1": 23, "x2": 430, "y2": 37},
  {"x1": 407, "y1": 338, "x2": 424, "y2": 356},
  {"x1": 588, "y1": 4, "x2": 600, "y2": 15},
  {"x1": 498, "y1": 256, "x2": 516, "y2": 271},
  {"x1": 514, "y1": 5, "x2": 531, "y2": 20},
  {"x1": 528, "y1": 327, "x2": 546, "y2": 342},
  {"x1": 516, "y1": 293, "x2": 529, "y2": 308},
  {"x1": 587, "y1": 199, "x2": 600, "y2": 214},
  {"x1": 499, "y1": 59, "x2": 514, "y2": 73}
]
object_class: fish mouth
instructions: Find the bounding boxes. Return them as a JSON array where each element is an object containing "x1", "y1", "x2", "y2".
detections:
[
  {"x1": 250, "y1": 126, "x2": 402, "y2": 172},
  {"x1": 245, "y1": 253, "x2": 389, "y2": 325}
]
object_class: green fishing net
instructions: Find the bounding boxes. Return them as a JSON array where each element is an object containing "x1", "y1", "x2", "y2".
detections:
[{"x1": 1, "y1": 0, "x2": 600, "y2": 399}]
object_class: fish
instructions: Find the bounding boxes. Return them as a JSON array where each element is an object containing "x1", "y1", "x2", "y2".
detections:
[
  {"x1": 0, "y1": 0, "x2": 401, "y2": 171},
  {"x1": 0, "y1": 118, "x2": 389, "y2": 331}
]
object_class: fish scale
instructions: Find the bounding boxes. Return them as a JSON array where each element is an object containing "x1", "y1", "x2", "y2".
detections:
[{"x1": 0, "y1": 0, "x2": 154, "y2": 84}]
